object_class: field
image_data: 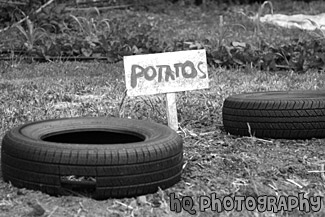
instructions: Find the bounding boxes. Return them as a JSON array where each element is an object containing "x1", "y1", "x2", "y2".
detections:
[{"x1": 1, "y1": 0, "x2": 325, "y2": 216}]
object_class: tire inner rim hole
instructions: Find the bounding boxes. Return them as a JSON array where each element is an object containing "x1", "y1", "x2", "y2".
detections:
[{"x1": 41, "y1": 130, "x2": 145, "y2": 144}]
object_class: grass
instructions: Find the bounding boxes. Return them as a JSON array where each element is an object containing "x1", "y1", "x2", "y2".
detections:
[
  {"x1": 1, "y1": 61, "x2": 325, "y2": 216},
  {"x1": 1, "y1": 0, "x2": 325, "y2": 216}
]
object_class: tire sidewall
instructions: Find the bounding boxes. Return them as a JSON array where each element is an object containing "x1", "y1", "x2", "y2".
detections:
[{"x1": 2, "y1": 117, "x2": 183, "y2": 164}]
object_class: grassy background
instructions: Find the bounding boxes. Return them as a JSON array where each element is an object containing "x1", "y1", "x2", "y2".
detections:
[
  {"x1": 1, "y1": 0, "x2": 325, "y2": 216},
  {"x1": 1, "y1": 61, "x2": 325, "y2": 216}
]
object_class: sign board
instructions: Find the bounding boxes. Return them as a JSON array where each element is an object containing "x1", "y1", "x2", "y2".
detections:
[
  {"x1": 124, "y1": 49, "x2": 209, "y2": 96},
  {"x1": 123, "y1": 49, "x2": 209, "y2": 131}
]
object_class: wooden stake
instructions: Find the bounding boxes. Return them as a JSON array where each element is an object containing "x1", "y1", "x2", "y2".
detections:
[{"x1": 166, "y1": 92, "x2": 178, "y2": 131}]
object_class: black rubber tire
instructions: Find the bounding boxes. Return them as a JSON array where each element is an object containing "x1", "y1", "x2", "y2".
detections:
[
  {"x1": 222, "y1": 90, "x2": 325, "y2": 139},
  {"x1": 1, "y1": 117, "x2": 183, "y2": 199}
]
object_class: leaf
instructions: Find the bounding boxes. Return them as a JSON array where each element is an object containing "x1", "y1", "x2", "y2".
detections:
[
  {"x1": 70, "y1": 15, "x2": 83, "y2": 29},
  {"x1": 132, "y1": 45, "x2": 141, "y2": 54},
  {"x1": 15, "y1": 24, "x2": 28, "y2": 40},
  {"x1": 213, "y1": 59, "x2": 223, "y2": 64},
  {"x1": 137, "y1": 195, "x2": 147, "y2": 205},
  {"x1": 231, "y1": 41, "x2": 247, "y2": 48},
  {"x1": 81, "y1": 48, "x2": 92, "y2": 57},
  {"x1": 232, "y1": 58, "x2": 244, "y2": 66},
  {"x1": 92, "y1": 53, "x2": 101, "y2": 58},
  {"x1": 42, "y1": 6, "x2": 51, "y2": 15},
  {"x1": 54, "y1": 4, "x2": 67, "y2": 14},
  {"x1": 184, "y1": 41, "x2": 203, "y2": 49}
]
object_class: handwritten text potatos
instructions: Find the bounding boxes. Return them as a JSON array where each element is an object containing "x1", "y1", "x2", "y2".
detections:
[
  {"x1": 130, "y1": 60, "x2": 207, "y2": 88},
  {"x1": 124, "y1": 50, "x2": 209, "y2": 96}
]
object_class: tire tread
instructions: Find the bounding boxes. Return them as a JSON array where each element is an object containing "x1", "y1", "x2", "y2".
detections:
[{"x1": 223, "y1": 92, "x2": 325, "y2": 139}]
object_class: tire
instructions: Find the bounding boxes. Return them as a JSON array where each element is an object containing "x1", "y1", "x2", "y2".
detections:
[
  {"x1": 222, "y1": 90, "x2": 325, "y2": 139},
  {"x1": 1, "y1": 117, "x2": 183, "y2": 199}
]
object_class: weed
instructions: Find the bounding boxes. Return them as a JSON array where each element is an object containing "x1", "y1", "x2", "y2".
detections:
[
  {"x1": 308, "y1": 19, "x2": 325, "y2": 40},
  {"x1": 33, "y1": 3, "x2": 70, "y2": 34},
  {"x1": 15, "y1": 18, "x2": 51, "y2": 54},
  {"x1": 70, "y1": 14, "x2": 110, "y2": 39},
  {"x1": 217, "y1": 15, "x2": 247, "y2": 48},
  {"x1": 1, "y1": 0, "x2": 325, "y2": 71},
  {"x1": 69, "y1": 10, "x2": 112, "y2": 57}
]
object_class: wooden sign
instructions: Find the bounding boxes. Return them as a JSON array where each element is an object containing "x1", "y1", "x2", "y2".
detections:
[{"x1": 123, "y1": 49, "x2": 209, "y2": 130}]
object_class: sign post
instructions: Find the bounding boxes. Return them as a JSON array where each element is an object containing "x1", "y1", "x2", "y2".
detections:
[
  {"x1": 123, "y1": 49, "x2": 209, "y2": 131},
  {"x1": 166, "y1": 92, "x2": 178, "y2": 131}
]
